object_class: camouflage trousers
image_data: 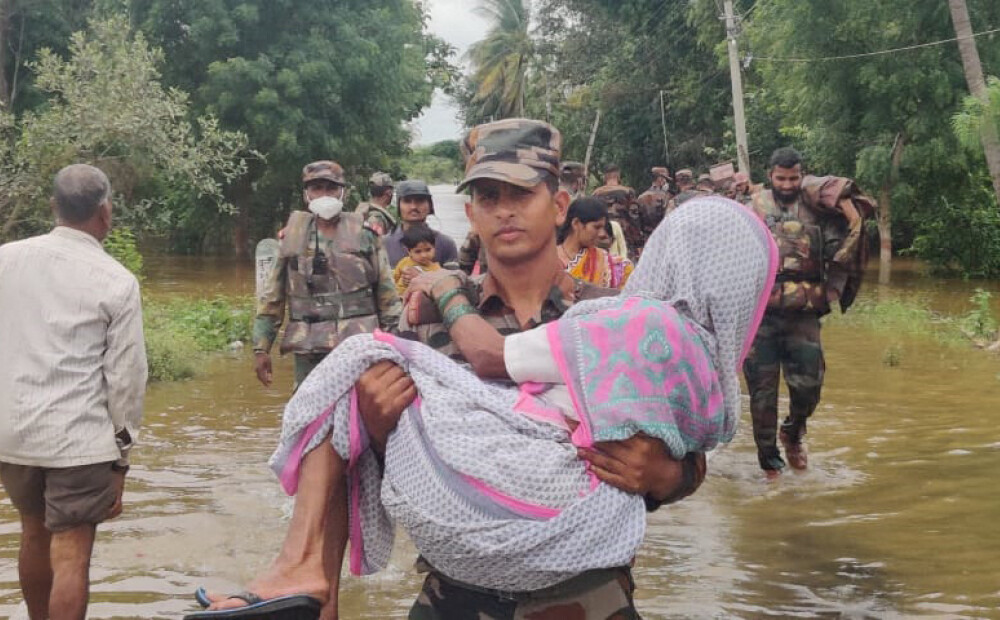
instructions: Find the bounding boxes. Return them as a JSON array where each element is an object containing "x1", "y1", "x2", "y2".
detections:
[
  {"x1": 293, "y1": 352, "x2": 326, "y2": 390},
  {"x1": 409, "y1": 567, "x2": 640, "y2": 620},
  {"x1": 742, "y1": 312, "x2": 825, "y2": 471}
]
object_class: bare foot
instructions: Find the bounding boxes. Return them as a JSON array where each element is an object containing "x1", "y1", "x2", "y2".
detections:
[{"x1": 204, "y1": 560, "x2": 329, "y2": 610}]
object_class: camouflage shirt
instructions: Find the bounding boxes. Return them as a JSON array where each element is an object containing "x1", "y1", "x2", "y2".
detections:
[
  {"x1": 253, "y1": 213, "x2": 401, "y2": 354},
  {"x1": 397, "y1": 269, "x2": 613, "y2": 365},
  {"x1": 355, "y1": 201, "x2": 396, "y2": 237}
]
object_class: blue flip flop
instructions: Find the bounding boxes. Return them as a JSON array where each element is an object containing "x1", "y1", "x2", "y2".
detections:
[{"x1": 184, "y1": 590, "x2": 322, "y2": 620}]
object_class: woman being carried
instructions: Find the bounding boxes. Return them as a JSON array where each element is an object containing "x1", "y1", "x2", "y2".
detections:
[{"x1": 192, "y1": 197, "x2": 777, "y2": 617}]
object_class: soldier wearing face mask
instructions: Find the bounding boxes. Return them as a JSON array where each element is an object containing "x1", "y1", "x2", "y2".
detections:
[{"x1": 252, "y1": 160, "x2": 401, "y2": 389}]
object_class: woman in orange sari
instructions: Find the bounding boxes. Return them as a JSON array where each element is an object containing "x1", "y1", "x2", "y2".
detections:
[{"x1": 556, "y1": 197, "x2": 634, "y2": 289}]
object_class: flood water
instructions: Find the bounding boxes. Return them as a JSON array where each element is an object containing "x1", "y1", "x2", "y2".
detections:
[{"x1": 2, "y1": 188, "x2": 999, "y2": 619}]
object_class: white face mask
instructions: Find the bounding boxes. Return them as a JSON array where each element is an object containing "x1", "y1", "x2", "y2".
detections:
[{"x1": 308, "y1": 196, "x2": 344, "y2": 220}]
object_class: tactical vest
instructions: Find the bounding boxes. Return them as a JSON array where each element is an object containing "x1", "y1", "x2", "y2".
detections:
[
  {"x1": 278, "y1": 211, "x2": 379, "y2": 354},
  {"x1": 755, "y1": 192, "x2": 828, "y2": 314}
]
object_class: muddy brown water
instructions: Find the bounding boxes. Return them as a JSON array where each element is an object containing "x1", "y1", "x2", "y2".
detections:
[{"x1": 2, "y1": 190, "x2": 998, "y2": 618}]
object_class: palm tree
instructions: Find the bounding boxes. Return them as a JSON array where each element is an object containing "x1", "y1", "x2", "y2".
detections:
[
  {"x1": 467, "y1": 0, "x2": 534, "y2": 120},
  {"x1": 948, "y1": 0, "x2": 1000, "y2": 206}
]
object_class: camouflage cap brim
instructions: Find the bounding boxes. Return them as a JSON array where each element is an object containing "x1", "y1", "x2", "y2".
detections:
[{"x1": 456, "y1": 163, "x2": 548, "y2": 193}]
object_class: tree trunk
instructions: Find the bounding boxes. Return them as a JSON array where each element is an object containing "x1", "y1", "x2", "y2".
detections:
[
  {"x1": 583, "y1": 109, "x2": 601, "y2": 186},
  {"x1": 949, "y1": 0, "x2": 1000, "y2": 205},
  {"x1": 0, "y1": 0, "x2": 11, "y2": 107},
  {"x1": 877, "y1": 134, "x2": 906, "y2": 285}
]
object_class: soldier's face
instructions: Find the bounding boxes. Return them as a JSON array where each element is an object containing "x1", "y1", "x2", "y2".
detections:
[
  {"x1": 770, "y1": 164, "x2": 802, "y2": 203},
  {"x1": 466, "y1": 179, "x2": 569, "y2": 267},
  {"x1": 400, "y1": 197, "x2": 432, "y2": 224},
  {"x1": 303, "y1": 181, "x2": 344, "y2": 204}
]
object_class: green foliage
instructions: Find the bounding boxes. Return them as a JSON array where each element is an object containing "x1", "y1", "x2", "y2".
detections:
[
  {"x1": 398, "y1": 142, "x2": 463, "y2": 185},
  {"x1": 952, "y1": 76, "x2": 1000, "y2": 152},
  {"x1": 144, "y1": 327, "x2": 199, "y2": 381},
  {"x1": 132, "y1": 0, "x2": 451, "y2": 250},
  {"x1": 143, "y1": 295, "x2": 252, "y2": 382},
  {"x1": 909, "y1": 181, "x2": 1000, "y2": 278},
  {"x1": 829, "y1": 294, "x2": 999, "y2": 350},
  {"x1": 103, "y1": 228, "x2": 144, "y2": 281},
  {"x1": 959, "y1": 289, "x2": 998, "y2": 341},
  {"x1": 145, "y1": 296, "x2": 252, "y2": 352},
  {"x1": 0, "y1": 15, "x2": 251, "y2": 241},
  {"x1": 746, "y1": 0, "x2": 1000, "y2": 252},
  {"x1": 467, "y1": 0, "x2": 534, "y2": 119}
]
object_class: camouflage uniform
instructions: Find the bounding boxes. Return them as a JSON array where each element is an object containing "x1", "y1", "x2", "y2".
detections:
[
  {"x1": 356, "y1": 171, "x2": 397, "y2": 236},
  {"x1": 457, "y1": 230, "x2": 488, "y2": 275},
  {"x1": 402, "y1": 118, "x2": 642, "y2": 618},
  {"x1": 742, "y1": 189, "x2": 846, "y2": 471},
  {"x1": 635, "y1": 167, "x2": 671, "y2": 241},
  {"x1": 355, "y1": 202, "x2": 396, "y2": 236},
  {"x1": 592, "y1": 184, "x2": 643, "y2": 261},
  {"x1": 252, "y1": 210, "x2": 401, "y2": 387},
  {"x1": 399, "y1": 270, "x2": 638, "y2": 619}
]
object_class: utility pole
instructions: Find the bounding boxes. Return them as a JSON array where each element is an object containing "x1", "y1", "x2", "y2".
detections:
[
  {"x1": 583, "y1": 109, "x2": 601, "y2": 187},
  {"x1": 659, "y1": 90, "x2": 670, "y2": 166},
  {"x1": 724, "y1": 0, "x2": 750, "y2": 173}
]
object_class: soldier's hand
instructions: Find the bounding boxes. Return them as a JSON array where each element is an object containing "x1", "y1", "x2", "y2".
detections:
[
  {"x1": 254, "y1": 351, "x2": 273, "y2": 387},
  {"x1": 405, "y1": 270, "x2": 466, "y2": 307},
  {"x1": 356, "y1": 361, "x2": 416, "y2": 454},
  {"x1": 578, "y1": 434, "x2": 706, "y2": 502}
]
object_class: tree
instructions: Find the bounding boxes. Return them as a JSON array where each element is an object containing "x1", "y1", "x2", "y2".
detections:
[
  {"x1": 948, "y1": 0, "x2": 1000, "y2": 206},
  {"x1": 467, "y1": 0, "x2": 534, "y2": 120},
  {"x1": 133, "y1": 0, "x2": 448, "y2": 256},
  {"x1": 0, "y1": 16, "x2": 249, "y2": 241},
  {"x1": 0, "y1": 0, "x2": 93, "y2": 111},
  {"x1": 746, "y1": 0, "x2": 1000, "y2": 282}
]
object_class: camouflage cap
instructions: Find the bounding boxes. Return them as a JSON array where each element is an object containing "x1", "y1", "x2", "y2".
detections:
[
  {"x1": 675, "y1": 168, "x2": 694, "y2": 180},
  {"x1": 458, "y1": 118, "x2": 561, "y2": 192},
  {"x1": 302, "y1": 160, "x2": 347, "y2": 186},
  {"x1": 651, "y1": 166, "x2": 671, "y2": 180},
  {"x1": 369, "y1": 171, "x2": 393, "y2": 187},
  {"x1": 561, "y1": 161, "x2": 585, "y2": 179},
  {"x1": 592, "y1": 184, "x2": 636, "y2": 205},
  {"x1": 697, "y1": 173, "x2": 712, "y2": 183}
]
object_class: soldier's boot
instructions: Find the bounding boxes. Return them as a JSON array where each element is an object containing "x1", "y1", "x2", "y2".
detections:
[{"x1": 779, "y1": 419, "x2": 808, "y2": 470}]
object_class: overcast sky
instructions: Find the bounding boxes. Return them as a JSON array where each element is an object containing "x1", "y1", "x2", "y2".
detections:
[{"x1": 411, "y1": 0, "x2": 489, "y2": 145}]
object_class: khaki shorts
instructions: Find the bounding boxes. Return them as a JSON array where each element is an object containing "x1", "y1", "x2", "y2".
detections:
[{"x1": 0, "y1": 461, "x2": 117, "y2": 532}]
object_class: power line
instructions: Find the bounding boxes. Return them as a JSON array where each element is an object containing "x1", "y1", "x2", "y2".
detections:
[{"x1": 752, "y1": 27, "x2": 1000, "y2": 63}]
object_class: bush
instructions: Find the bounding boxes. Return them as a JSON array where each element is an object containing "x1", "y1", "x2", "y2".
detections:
[
  {"x1": 103, "y1": 228, "x2": 144, "y2": 281},
  {"x1": 909, "y1": 184, "x2": 1000, "y2": 279},
  {"x1": 143, "y1": 296, "x2": 253, "y2": 381},
  {"x1": 145, "y1": 328, "x2": 200, "y2": 381}
]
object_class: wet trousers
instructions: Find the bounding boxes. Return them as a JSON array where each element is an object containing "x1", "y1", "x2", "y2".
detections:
[
  {"x1": 742, "y1": 312, "x2": 825, "y2": 471},
  {"x1": 409, "y1": 567, "x2": 640, "y2": 620}
]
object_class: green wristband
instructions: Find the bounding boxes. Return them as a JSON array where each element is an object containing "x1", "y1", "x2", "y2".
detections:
[
  {"x1": 443, "y1": 302, "x2": 478, "y2": 329},
  {"x1": 436, "y1": 287, "x2": 467, "y2": 314}
]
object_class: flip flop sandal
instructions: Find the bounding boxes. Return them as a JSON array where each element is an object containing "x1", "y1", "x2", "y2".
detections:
[{"x1": 184, "y1": 590, "x2": 321, "y2": 620}]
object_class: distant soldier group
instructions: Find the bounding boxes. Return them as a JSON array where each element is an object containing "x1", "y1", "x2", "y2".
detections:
[{"x1": 582, "y1": 161, "x2": 762, "y2": 262}]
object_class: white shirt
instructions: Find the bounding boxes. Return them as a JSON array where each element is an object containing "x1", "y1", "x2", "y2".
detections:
[
  {"x1": 504, "y1": 326, "x2": 576, "y2": 420},
  {"x1": 0, "y1": 227, "x2": 147, "y2": 467}
]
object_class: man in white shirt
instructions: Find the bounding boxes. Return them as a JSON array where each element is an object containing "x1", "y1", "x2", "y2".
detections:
[{"x1": 0, "y1": 164, "x2": 147, "y2": 620}]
